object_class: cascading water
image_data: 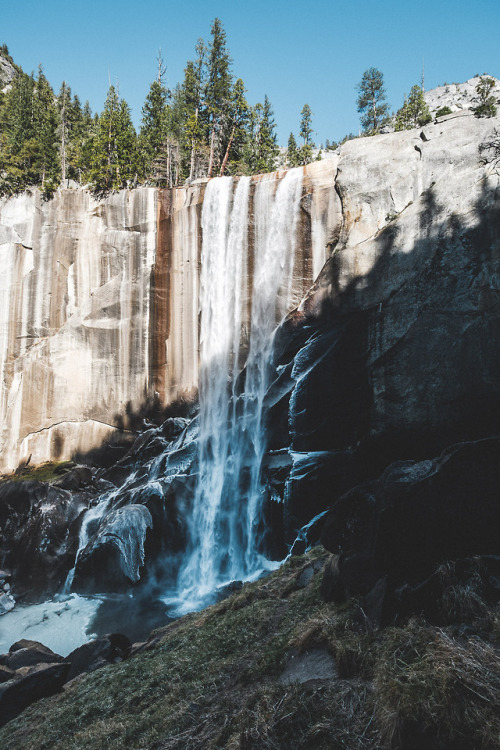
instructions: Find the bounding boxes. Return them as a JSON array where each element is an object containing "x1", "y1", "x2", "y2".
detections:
[
  {"x1": 53, "y1": 168, "x2": 304, "y2": 621},
  {"x1": 176, "y1": 169, "x2": 303, "y2": 610}
]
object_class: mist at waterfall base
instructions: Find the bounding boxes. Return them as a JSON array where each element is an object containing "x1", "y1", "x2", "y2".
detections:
[{"x1": 0, "y1": 169, "x2": 305, "y2": 651}]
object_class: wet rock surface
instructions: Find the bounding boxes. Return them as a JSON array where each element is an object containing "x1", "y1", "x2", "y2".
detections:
[
  {"x1": 318, "y1": 438, "x2": 500, "y2": 621},
  {"x1": 0, "y1": 480, "x2": 89, "y2": 598}
]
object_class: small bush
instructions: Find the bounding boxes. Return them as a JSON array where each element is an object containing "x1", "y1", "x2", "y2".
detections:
[{"x1": 435, "y1": 106, "x2": 453, "y2": 118}]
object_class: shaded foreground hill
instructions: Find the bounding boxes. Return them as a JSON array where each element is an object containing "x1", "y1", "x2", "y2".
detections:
[{"x1": 1, "y1": 546, "x2": 499, "y2": 750}]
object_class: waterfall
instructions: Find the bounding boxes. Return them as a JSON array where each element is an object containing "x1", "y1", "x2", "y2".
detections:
[{"x1": 176, "y1": 169, "x2": 303, "y2": 610}]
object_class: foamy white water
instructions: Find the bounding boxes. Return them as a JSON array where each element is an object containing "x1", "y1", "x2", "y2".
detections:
[
  {"x1": 0, "y1": 595, "x2": 100, "y2": 657},
  {"x1": 176, "y1": 169, "x2": 303, "y2": 610}
]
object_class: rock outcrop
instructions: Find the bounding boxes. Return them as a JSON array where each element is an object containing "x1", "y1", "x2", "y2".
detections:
[
  {"x1": 0, "y1": 634, "x2": 132, "y2": 726},
  {"x1": 424, "y1": 75, "x2": 500, "y2": 116},
  {"x1": 272, "y1": 109, "x2": 500, "y2": 537},
  {"x1": 0, "y1": 53, "x2": 16, "y2": 91}
]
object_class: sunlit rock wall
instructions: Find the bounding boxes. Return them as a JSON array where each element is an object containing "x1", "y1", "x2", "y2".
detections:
[
  {"x1": 152, "y1": 163, "x2": 341, "y2": 405},
  {"x1": 0, "y1": 188, "x2": 157, "y2": 472},
  {"x1": 0, "y1": 163, "x2": 341, "y2": 472}
]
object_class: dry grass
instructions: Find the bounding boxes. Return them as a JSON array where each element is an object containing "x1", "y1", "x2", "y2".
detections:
[{"x1": 374, "y1": 619, "x2": 500, "y2": 749}]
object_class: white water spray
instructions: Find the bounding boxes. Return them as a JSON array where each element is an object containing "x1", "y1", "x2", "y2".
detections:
[{"x1": 177, "y1": 169, "x2": 303, "y2": 609}]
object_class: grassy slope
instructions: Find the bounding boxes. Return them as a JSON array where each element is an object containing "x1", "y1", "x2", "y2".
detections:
[
  {"x1": 1, "y1": 547, "x2": 499, "y2": 750},
  {"x1": 0, "y1": 461, "x2": 74, "y2": 484}
]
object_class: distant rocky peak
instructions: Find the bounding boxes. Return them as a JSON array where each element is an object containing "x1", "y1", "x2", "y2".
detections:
[{"x1": 424, "y1": 75, "x2": 500, "y2": 116}]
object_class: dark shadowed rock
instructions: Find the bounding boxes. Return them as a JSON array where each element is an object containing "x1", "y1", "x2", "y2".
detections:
[
  {"x1": 53, "y1": 465, "x2": 94, "y2": 491},
  {"x1": 0, "y1": 665, "x2": 15, "y2": 683},
  {"x1": 66, "y1": 633, "x2": 131, "y2": 682},
  {"x1": 320, "y1": 438, "x2": 500, "y2": 615},
  {"x1": 0, "y1": 661, "x2": 70, "y2": 727},
  {"x1": 0, "y1": 480, "x2": 89, "y2": 598}
]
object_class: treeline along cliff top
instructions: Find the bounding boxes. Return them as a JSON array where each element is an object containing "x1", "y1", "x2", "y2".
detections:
[{"x1": 1, "y1": 21, "x2": 499, "y2": 199}]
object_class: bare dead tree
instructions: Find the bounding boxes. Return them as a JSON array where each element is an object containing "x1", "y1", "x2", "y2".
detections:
[{"x1": 479, "y1": 128, "x2": 500, "y2": 171}]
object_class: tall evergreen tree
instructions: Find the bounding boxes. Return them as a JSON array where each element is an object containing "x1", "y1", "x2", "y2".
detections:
[
  {"x1": 219, "y1": 78, "x2": 249, "y2": 176},
  {"x1": 139, "y1": 53, "x2": 171, "y2": 183},
  {"x1": 33, "y1": 66, "x2": 60, "y2": 191},
  {"x1": 299, "y1": 103, "x2": 314, "y2": 164},
  {"x1": 394, "y1": 84, "x2": 431, "y2": 130},
  {"x1": 70, "y1": 98, "x2": 95, "y2": 183},
  {"x1": 0, "y1": 71, "x2": 37, "y2": 193},
  {"x1": 244, "y1": 95, "x2": 279, "y2": 174},
  {"x1": 286, "y1": 132, "x2": 299, "y2": 167},
  {"x1": 356, "y1": 68, "x2": 390, "y2": 133},
  {"x1": 205, "y1": 18, "x2": 233, "y2": 177},
  {"x1": 178, "y1": 39, "x2": 207, "y2": 181},
  {"x1": 57, "y1": 81, "x2": 71, "y2": 183},
  {"x1": 89, "y1": 85, "x2": 137, "y2": 193}
]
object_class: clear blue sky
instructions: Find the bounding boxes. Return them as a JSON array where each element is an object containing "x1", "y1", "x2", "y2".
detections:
[{"x1": 2, "y1": 0, "x2": 499, "y2": 146}]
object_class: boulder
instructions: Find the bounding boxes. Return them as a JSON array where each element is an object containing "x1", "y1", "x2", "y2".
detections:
[
  {"x1": 0, "y1": 480, "x2": 89, "y2": 598},
  {"x1": 65, "y1": 633, "x2": 131, "y2": 682},
  {"x1": 53, "y1": 465, "x2": 94, "y2": 491},
  {"x1": 0, "y1": 662, "x2": 70, "y2": 727},
  {"x1": 5, "y1": 641, "x2": 63, "y2": 671},
  {"x1": 0, "y1": 592, "x2": 15, "y2": 615},
  {"x1": 0, "y1": 665, "x2": 14, "y2": 683},
  {"x1": 72, "y1": 504, "x2": 153, "y2": 593}
]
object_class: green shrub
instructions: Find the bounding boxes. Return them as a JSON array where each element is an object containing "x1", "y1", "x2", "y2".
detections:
[
  {"x1": 435, "y1": 106, "x2": 453, "y2": 118},
  {"x1": 473, "y1": 76, "x2": 498, "y2": 118}
]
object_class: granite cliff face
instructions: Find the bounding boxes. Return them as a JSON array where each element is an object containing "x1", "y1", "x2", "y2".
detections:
[
  {"x1": 0, "y1": 163, "x2": 338, "y2": 473},
  {"x1": 1, "y1": 109, "x2": 499, "y2": 614},
  {"x1": 0, "y1": 188, "x2": 157, "y2": 472},
  {"x1": 274, "y1": 111, "x2": 500, "y2": 532}
]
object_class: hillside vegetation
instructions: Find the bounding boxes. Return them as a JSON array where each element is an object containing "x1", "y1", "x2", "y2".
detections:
[{"x1": 1, "y1": 547, "x2": 499, "y2": 750}]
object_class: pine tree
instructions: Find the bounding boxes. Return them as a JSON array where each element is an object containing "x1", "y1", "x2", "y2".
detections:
[
  {"x1": 394, "y1": 85, "x2": 431, "y2": 131},
  {"x1": 299, "y1": 103, "x2": 314, "y2": 164},
  {"x1": 33, "y1": 66, "x2": 60, "y2": 192},
  {"x1": 244, "y1": 95, "x2": 279, "y2": 174},
  {"x1": 178, "y1": 39, "x2": 207, "y2": 181},
  {"x1": 89, "y1": 85, "x2": 137, "y2": 193},
  {"x1": 287, "y1": 132, "x2": 299, "y2": 167},
  {"x1": 219, "y1": 77, "x2": 249, "y2": 176},
  {"x1": 139, "y1": 53, "x2": 171, "y2": 183},
  {"x1": 57, "y1": 81, "x2": 71, "y2": 184},
  {"x1": 0, "y1": 71, "x2": 38, "y2": 193},
  {"x1": 356, "y1": 68, "x2": 390, "y2": 133},
  {"x1": 205, "y1": 18, "x2": 233, "y2": 177},
  {"x1": 70, "y1": 98, "x2": 95, "y2": 183}
]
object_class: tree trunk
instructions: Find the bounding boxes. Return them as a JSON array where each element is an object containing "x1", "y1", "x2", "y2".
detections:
[
  {"x1": 219, "y1": 125, "x2": 235, "y2": 177},
  {"x1": 167, "y1": 142, "x2": 171, "y2": 189},
  {"x1": 61, "y1": 104, "x2": 66, "y2": 184},
  {"x1": 189, "y1": 139, "x2": 196, "y2": 182},
  {"x1": 189, "y1": 107, "x2": 199, "y2": 183},
  {"x1": 207, "y1": 117, "x2": 216, "y2": 178}
]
